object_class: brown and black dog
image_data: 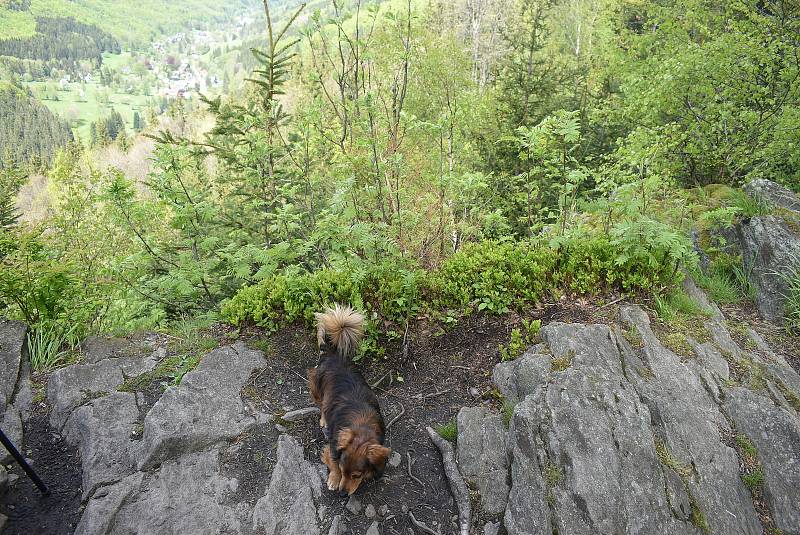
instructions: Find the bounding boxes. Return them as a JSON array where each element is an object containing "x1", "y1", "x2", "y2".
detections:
[{"x1": 307, "y1": 304, "x2": 391, "y2": 495}]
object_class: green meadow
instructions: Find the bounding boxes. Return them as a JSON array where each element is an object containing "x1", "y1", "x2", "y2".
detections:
[{"x1": 28, "y1": 80, "x2": 156, "y2": 141}]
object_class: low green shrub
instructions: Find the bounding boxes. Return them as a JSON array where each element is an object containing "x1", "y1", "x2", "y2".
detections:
[
  {"x1": 221, "y1": 260, "x2": 424, "y2": 333},
  {"x1": 430, "y1": 240, "x2": 555, "y2": 314},
  {"x1": 499, "y1": 319, "x2": 541, "y2": 361},
  {"x1": 223, "y1": 230, "x2": 696, "y2": 356}
]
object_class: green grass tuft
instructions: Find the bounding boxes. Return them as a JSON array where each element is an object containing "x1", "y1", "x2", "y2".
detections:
[
  {"x1": 776, "y1": 254, "x2": 800, "y2": 333},
  {"x1": 741, "y1": 468, "x2": 764, "y2": 490},
  {"x1": 655, "y1": 289, "x2": 709, "y2": 322},
  {"x1": 436, "y1": 419, "x2": 458, "y2": 443},
  {"x1": 26, "y1": 323, "x2": 80, "y2": 372},
  {"x1": 735, "y1": 434, "x2": 758, "y2": 460},
  {"x1": 730, "y1": 189, "x2": 773, "y2": 219},
  {"x1": 543, "y1": 463, "x2": 564, "y2": 488},
  {"x1": 696, "y1": 253, "x2": 756, "y2": 304},
  {"x1": 502, "y1": 401, "x2": 516, "y2": 428},
  {"x1": 248, "y1": 337, "x2": 274, "y2": 355}
]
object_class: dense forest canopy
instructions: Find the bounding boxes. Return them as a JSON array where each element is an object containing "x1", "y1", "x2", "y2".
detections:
[
  {"x1": 0, "y1": 79, "x2": 73, "y2": 169},
  {"x1": 1, "y1": 0, "x2": 799, "y2": 364},
  {"x1": 0, "y1": 15, "x2": 120, "y2": 80},
  {"x1": 0, "y1": 16, "x2": 120, "y2": 61}
]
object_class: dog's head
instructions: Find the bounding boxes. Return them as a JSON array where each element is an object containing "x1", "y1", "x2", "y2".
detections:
[{"x1": 336, "y1": 427, "x2": 390, "y2": 495}]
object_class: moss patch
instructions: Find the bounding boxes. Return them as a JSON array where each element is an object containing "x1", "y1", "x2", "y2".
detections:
[
  {"x1": 775, "y1": 380, "x2": 800, "y2": 412},
  {"x1": 247, "y1": 337, "x2": 274, "y2": 355},
  {"x1": 655, "y1": 439, "x2": 692, "y2": 479},
  {"x1": 653, "y1": 300, "x2": 712, "y2": 358},
  {"x1": 661, "y1": 332, "x2": 695, "y2": 357},
  {"x1": 654, "y1": 437, "x2": 709, "y2": 534},
  {"x1": 622, "y1": 325, "x2": 644, "y2": 348},
  {"x1": 502, "y1": 401, "x2": 516, "y2": 429},
  {"x1": 117, "y1": 353, "x2": 198, "y2": 392},
  {"x1": 689, "y1": 493, "x2": 711, "y2": 535},
  {"x1": 544, "y1": 462, "x2": 564, "y2": 488},
  {"x1": 551, "y1": 349, "x2": 575, "y2": 372}
]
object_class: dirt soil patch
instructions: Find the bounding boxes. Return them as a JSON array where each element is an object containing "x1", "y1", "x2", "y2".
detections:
[{"x1": 0, "y1": 410, "x2": 82, "y2": 535}]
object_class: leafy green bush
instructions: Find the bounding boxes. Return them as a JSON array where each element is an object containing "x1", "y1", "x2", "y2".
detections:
[
  {"x1": 429, "y1": 240, "x2": 555, "y2": 314},
  {"x1": 499, "y1": 319, "x2": 541, "y2": 361},
  {"x1": 223, "y1": 228, "x2": 696, "y2": 354},
  {"x1": 608, "y1": 218, "x2": 696, "y2": 290},
  {"x1": 221, "y1": 260, "x2": 424, "y2": 333},
  {"x1": 0, "y1": 228, "x2": 105, "y2": 370}
]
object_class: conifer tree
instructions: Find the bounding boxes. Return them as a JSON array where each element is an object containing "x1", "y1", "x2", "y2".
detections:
[{"x1": 0, "y1": 162, "x2": 24, "y2": 232}]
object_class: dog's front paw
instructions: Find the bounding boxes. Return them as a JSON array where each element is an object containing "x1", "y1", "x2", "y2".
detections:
[{"x1": 326, "y1": 471, "x2": 340, "y2": 491}]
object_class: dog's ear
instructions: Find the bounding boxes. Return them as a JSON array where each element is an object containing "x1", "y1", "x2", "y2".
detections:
[
  {"x1": 337, "y1": 428, "x2": 354, "y2": 452},
  {"x1": 366, "y1": 444, "x2": 390, "y2": 468}
]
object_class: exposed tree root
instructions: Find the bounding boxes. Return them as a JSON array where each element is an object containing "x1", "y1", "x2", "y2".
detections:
[
  {"x1": 408, "y1": 511, "x2": 441, "y2": 535},
  {"x1": 425, "y1": 426, "x2": 471, "y2": 535}
]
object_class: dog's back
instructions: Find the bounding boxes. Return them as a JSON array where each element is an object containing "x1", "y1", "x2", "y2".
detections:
[
  {"x1": 311, "y1": 305, "x2": 381, "y2": 436},
  {"x1": 307, "y1": 304, "x2": 390, "y2": 495}
]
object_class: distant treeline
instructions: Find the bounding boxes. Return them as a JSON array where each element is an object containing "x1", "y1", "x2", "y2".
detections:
[
  {"x1": 2, "y1": 0, "x2": 31, "y2": 11},
  {"x1": 0, "y1": 82, "x2": 73, "y2": 169},
  {"x1": 0, "y1": 16, "x2": 120, "y2": 79}
]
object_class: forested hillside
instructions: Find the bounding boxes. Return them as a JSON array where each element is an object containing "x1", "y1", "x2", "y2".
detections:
[
  {"x1": 0, "y1": 80, "x2": 73, "y2": 168},
  {"x1": 1, "y1": 0, "x2": 799, "y2": 367},
  {"x1": 0, "y1": 16, "x2": 120, "y2": 79},
  {"x1": 0, "y1": 0, "x2": 257, "y2": 44}
]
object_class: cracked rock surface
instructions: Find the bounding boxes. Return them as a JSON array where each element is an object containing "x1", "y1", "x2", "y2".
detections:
[{"x1": 484, "y1": 297, "x2": 800, "y2": 535}]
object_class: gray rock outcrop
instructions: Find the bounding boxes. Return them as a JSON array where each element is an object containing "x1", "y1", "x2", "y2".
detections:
[
  {"x1": 252, "y1": 435, "x2": 322, "y2": 535},
  {"x1": 734, "y1": 215, "x2": 800, "y2": 323},
  {"x1": 137, "y1": 343, "x2": 267, "y2": 469},
  {"x1": 456, "y1": 406, "x2": 509, "y2": 516},
  {"x1": 47, "y1": 347, "x2": 161, "y2": 431},
  {"x1": 744, "y1": 179, "x2": 800, "y2": 214},
  {"x1": 725, "y1": 388, "x2": 800, "y2": 534},
  {"x1": 76, "y1": 450, "x2": 242, "y2": 535},
  {"x1": 78, "y1": 336, "x2": 132, "y2": 364},
  {"x1": 13, "y1": 271, "x2": 800, "y2": 535},
  {"x1": 63, "y1": 392, "x2": 142, "y2": 499},
  {"x1": 46, "y1": 339, "x2": 283, "y2": 534},
  {"x1": 0, "y1": 319, "x2": 27, "y2": 411},
  {"x1": 0, "y1": 320, "x2": 31, "y2": 464},
  {"x1": 470, "y1": 289, "x2": 800, "y2": 535}
]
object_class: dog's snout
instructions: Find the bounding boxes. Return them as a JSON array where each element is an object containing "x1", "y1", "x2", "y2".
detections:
[{"x1": 338, "y1": 489, "x2": 348, "y2": 497}]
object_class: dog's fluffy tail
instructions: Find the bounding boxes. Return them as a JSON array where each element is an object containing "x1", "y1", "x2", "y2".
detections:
[{"x1": 315, "y1": 304, "x2": 365, "y2": 357}]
